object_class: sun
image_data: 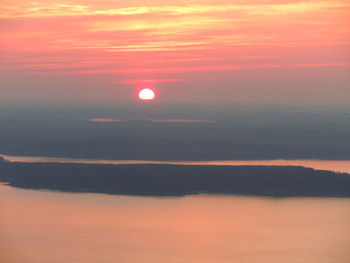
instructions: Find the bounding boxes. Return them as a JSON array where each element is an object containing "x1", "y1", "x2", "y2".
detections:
[{"x1": 138, "y1": 88, "x2": 155, "y2": 100}]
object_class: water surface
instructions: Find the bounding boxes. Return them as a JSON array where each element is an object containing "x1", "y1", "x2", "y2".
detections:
[{"x1": 1, "y1": 185, "x2": 350, "y2": 263}]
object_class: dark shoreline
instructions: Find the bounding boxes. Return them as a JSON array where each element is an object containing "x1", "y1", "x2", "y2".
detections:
[{"x1": 1, "y1": 162, "x2": 350, "y2": 197}]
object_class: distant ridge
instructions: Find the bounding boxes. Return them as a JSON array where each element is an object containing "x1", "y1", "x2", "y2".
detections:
[
  {"x1": 1, "y1": 136, "x2": 350, "y2": 160},
  {"x1": 1, "y1": 162, "x2": 350, "y2": 197}
]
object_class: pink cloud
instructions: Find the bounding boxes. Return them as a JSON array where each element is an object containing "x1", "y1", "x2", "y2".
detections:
[
  {"x1": 89, "y1": 118, "x2": 122, "y2": 123},
  {"x1": 150, "y1": 119, "x2": 216, "y2": 123},
  {"x1": 1, "y1": 0, "x2": 349, "y2": 102}
]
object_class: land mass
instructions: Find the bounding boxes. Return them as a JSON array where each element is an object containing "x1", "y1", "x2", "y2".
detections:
[{"x1": 1, "y1": 162, "x2": 350, "y2": 197}]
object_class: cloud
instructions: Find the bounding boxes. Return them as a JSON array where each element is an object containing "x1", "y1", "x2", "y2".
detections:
[
  {"x1": 22, "y1": 62, "x2": 348, "y2": 76},
  {"x1": 89, "y1": 118, "x2": 122, "y2": 123},
  {"x1": 2, "y1": 1, "x2": 349, "y2": 18},
  {"x1": 89, "y1": 118, "x2": 216, "y2": 123},
  {"x1": 1, "y1": 0, "x2": 349, "y2": 102},
  {"x1": 150, "y1": 119, "x2": 216, "y2": 123}
]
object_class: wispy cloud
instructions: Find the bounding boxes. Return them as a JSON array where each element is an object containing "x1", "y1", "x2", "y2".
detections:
[
  {"x1": 1, "y1": 0, "x2": 349, "y2": 102},
  {"x1": 89, "y1": 118, "x2": 122, "y2": 123},
  {"x1": 13, "y1": 62, "x2": 348, "y2": 76},
  {"x1": 89, "y1": 118, "x2": 216, "y2": 123},
  {"x1": 2, "y1": 1, "x2": 349, "y2": 17},
  {"x1": 150, "y1": 119, "x2": 216, "y2": 123}
]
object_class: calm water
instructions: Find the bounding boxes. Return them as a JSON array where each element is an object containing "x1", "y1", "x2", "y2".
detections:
[
  {"x1": 3, "y1": 155, "x2": 350, "y2": 174},
  {"x1": 1, "y1": 185, "x2": 350, "y2": 263}
]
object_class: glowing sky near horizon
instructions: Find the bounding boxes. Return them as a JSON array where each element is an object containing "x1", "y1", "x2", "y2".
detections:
[{"x1": 0, "y1": 0, "x2": 349, "y2": 102}]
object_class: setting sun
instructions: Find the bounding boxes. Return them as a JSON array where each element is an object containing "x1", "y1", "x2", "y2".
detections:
[{"x1": 138, "y1": 88, "x2": 155, "y2": 100}]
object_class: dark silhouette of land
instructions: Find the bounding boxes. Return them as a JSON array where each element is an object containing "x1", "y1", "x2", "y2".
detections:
[{"x1": 1, "y1": 161, "x2": 350, "y2": 197}]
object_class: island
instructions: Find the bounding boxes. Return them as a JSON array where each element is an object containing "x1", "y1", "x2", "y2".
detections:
[{"x1": 1, "y1": 161, "x2": 350, "y2": 197}]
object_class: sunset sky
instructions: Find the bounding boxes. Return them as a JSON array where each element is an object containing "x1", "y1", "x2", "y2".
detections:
[{"x1": 1, "y1": 0, "x2": 349, "y2": 103}]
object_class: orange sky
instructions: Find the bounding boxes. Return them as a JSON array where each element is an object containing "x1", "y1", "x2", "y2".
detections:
[{"x1": 1, "y1": 0, "x2": 349, "y2": 102}]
